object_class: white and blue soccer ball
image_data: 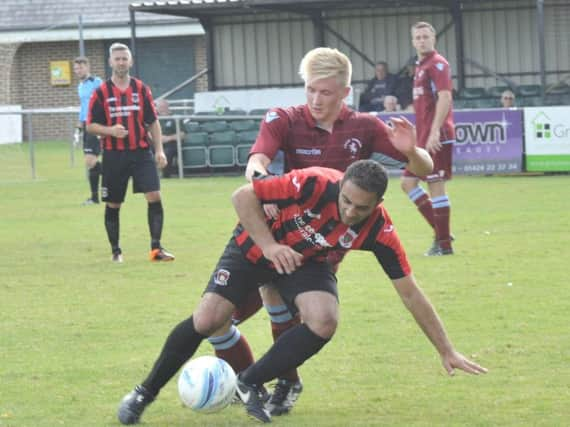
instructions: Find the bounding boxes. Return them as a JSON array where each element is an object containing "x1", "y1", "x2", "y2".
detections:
[{"x1": 177, "y1": 356, "x2": 237, "y2": 413}]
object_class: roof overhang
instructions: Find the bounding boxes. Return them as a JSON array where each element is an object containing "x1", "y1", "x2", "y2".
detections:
[{"x1": 129, "y1": 0, "x2": 455, "y2": 19}]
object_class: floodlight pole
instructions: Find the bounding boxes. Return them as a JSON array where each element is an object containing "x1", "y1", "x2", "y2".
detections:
[
  {"x1": 78, "y1": 15, "x2": 85, "y2": 56},
  {"x1": 536, "y1": 0, "x2": 547, "y2": 101},
  {"x1": 129, "y1": 7, "x2": 139, "y2": 77}
]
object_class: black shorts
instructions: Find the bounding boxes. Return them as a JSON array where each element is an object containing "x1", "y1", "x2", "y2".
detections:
[
  {"x1": 82, "y1": 123, "x2": 101, "y2": 156},
  {"x1": 101, "y1": 148, "x2": 160, "y2": 203},
  {"x1": 205, "y1": 237, "x2": 338, "y2": 314}
]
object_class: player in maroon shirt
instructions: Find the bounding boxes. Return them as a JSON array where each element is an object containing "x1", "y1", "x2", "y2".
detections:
[
  {"x1": 401, "y1": 21, "x2": 456, "y2": 256},
  {"x1": 206, "y1": 47, "x2": 434, "y2": 415},
  {"x1": 117, "y1": 160, "x2": 487, "y2": 424},
  {"x1": 87, "y1": 43, "x2": 174, "y2": 263}
]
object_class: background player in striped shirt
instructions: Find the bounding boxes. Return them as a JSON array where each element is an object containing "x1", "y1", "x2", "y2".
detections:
[
  {"x1": 206, "y1": 47, "x2": 434, "y2": 415},
  {"x1": 117, "y1": 160, "x2": 486, "y2": 425},
  {"x1": 87, "y1": 43, "x2": 174, "y2": 263},
  {"x1": 401, "y1": 21, "x2": 456, "y2": 256},
  {"x1": 73, "y1": 56, "x2": 102, "y2": 205}
]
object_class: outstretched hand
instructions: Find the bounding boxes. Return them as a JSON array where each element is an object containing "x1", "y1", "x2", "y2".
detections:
[
  {"x1": 388, "y1": 116, "x2": 417, "y2": 155},
  {"x1": 442, "y1": 350, "x2": 488, "y2": 376}
]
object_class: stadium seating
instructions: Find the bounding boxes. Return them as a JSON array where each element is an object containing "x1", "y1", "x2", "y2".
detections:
[
  {"x1": 459, "y1": 87, "x2": 487, "y2": 99},
  {"x1": 248, "y1": 108, "x2": 268, "y2": 116},
  {"x1": 195, "y1": 111, "x2": 223, "y2": 116},
  {"x1": 235, "y1": 130, "x2": 259, "y2": 166},
  {"x1": 183, "y1": 120, "x2": 201, "y2": 133},
  {"x1": 517, "y1": 84, "x2": 541, "y2": 97},
  {"x1": 208, "y1": 130, "x2": 237, "y2": 167},
  {"x1": 201, "y1": 120, "x2": 229, "y2": 133},
  {"x1": 229, "y1": 119, "x2": 258, "y2": 132},
  {"x1": 487, "y1": 86, "x2": 511, "y2": 98},
  {"x1": 222, "y1": 109, "x2": 248, "y2": 116},
  {"x1": 182, "y1": 132, "x2": 208, "y2": 168},
  {"x1": 544, "y1": 84, "x2": 570, "y2": 106}
]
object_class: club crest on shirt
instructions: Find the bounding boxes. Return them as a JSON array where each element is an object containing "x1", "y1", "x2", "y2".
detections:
[
  {"x1": 344, "y1": 138, "x2": 362, "y2": 158},
  {"x1": 265, "y1": 111, "x2": 280, "y2": 123},
  {"x1": 435, "y1": 63, "x2": 445, "y2": 71},
  {"x1": 214, "y1": 269, "x2": 230, "y2": 286},
  {"x1": 339, "y1": 228, "x2": 358, "y2": 248},
  {"x1": 132, "y1": 93, "x2": 140, "y2": 104}
]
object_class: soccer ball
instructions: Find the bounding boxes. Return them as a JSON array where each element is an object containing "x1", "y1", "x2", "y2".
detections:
[{"x1": 177, "y1": 356, "x2": 237, "y2": 413}]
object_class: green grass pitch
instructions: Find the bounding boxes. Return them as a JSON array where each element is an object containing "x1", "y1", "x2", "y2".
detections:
[{"x1": 1, "y1": 141, "x2": 568, "y2": 426}]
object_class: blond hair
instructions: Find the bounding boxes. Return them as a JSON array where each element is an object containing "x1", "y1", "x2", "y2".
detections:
[
  {"x1": 411, "y1": 21, "x2": 436, "y2": 36},
  {"x1": 109, "y1": 42, "x2": 131, "y2": 57},
  {"x1": 298, "y1": 47, "x2": 352, "y2": 87}
]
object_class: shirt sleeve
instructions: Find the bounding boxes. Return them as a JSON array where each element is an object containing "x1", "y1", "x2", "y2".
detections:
[
  {"x1": 87, "y1": 89, "x2": 105, "y2": 125},
  {"x1": 371, "y1": 117, "x2": 408, "y2": 163},
  {"x1": 371, "y1": 221, "x2": 412, "y2": 279},
  {"x1": 249, "y1": 108, "x2": 289, "y2": 160},
  {"x1": 429, "y1": 59, "x2": 453, "y2": 93},
  {"x1": 142, "y1": 85, "x2": 158, "y2": 125},
  {"x1": 252, "y1": 169, "x2": 314, "y2": 207}
]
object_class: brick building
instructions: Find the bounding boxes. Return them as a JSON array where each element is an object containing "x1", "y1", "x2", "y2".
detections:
[{"x1": 0, "y1": 0, "x2": 205, "y2": 141}]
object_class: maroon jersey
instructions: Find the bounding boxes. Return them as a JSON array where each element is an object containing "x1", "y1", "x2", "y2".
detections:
[
  {"x1": 87, "y1": 78, "x2": 157, "y2": 151},
  {"x1": 412, "y1": 50, "x2": 455, "y2": 147},
  {"x1": 250, "y1": 104, "x2": 407, "y2": 172},
  {"x1": 233, "y1": 167, "x2": 411, "y2": 280}
]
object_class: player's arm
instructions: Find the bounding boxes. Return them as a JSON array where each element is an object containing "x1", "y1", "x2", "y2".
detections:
[
  {"x1": 383, "y1": 117, "x2": 433, "y2": 176},
  {"x1": 391, "y1": 274, "x2": 488, "y2": 376},
  {"x1": 426, "y1": 89, "x2": 452, "y2": 152},
  {"x1": 245, "y1": 153, "x2": 272, "y2": 182},
  {"x1": 86, "y1": 122, "x2": 128, "y2": 138},
  {"x1": 86, "y1": 92, "x2": 128, "y2": 138},
  {"x1": 232, "y1": 183, "x2": 302, "y2": 274},
  {"x1": 148, "y1": 120, "x2": 167, "y2": 169}
]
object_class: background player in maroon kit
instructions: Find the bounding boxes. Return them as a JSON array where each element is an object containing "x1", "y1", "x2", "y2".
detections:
[
  {"x1": 87, "y1": 43, "x2": 174, "y2": 263},
  {"x1": 117, "y1": 160, "x2": 486, "y2": 425},
  {"x1": 401, "y1": 21, "x2": 456, "y2": 256},
  {"x1": 206, "y1": 47, "x2": 434, "y2": 416}
]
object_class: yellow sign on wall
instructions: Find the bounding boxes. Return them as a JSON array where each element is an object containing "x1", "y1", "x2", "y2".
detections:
[{"x1": 50, "y1": 61, "x2": 71, "y2": 86}]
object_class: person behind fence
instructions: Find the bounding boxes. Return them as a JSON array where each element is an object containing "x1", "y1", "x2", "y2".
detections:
[
  {"x1": 73, "y1": 56, "x2": 103, "y2": 205},
  {"x1": 358, "y1": 61, "x2": 397, "y2": 112},
  {"x1": 116, "y1": 160, "x2": 487, "y2": 425},
  {"x1": 500, "y1": 90, "x2": 516, "y2": 108},
  {"x1": 401, "y1": 21, "x2": 456, "y2": 257},
  {"x1": 394, "y1": 61, "x2": 416, "y2": 111},
  {"x1": 86, "y1": 43, "x2": 174, "y2": 263},
  {"x1": 383, "y1": 95, "x2": 400, "y2": 112},
  {"x1": 156, "y1": 99, "x2": 185, "y2": 178}
]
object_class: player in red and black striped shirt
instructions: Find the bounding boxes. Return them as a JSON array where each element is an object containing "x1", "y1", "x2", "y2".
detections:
[
  {"x1": 117, "y1": 160, "x2": 486, "y2": 424},
  {"x1": 207, "y1": 47, "x2": 433, "y2": 415},
  {"x1": 87, "y1": 43, "x2": 174, "y2": 263}
]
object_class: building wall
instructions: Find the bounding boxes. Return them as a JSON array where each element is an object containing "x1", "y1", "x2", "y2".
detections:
[
  {"x1": 6, "y1": 36, "x2": 205, "y2": 141},
  {"x1": 0, "y1": 43, "x2": 21, "y2": 104},
  {"x1": 208, "y1": 0, "x2": 570, "y2": 90},
  {"x1": 11, "y1": 40, "x2": 106, "y2": 141}
]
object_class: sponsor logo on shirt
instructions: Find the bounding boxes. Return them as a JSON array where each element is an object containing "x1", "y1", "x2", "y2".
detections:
[
  {"x1": 344, "y1": 138, "x2": 362, "y2": 158},
  {"x1": 292, "y1": 176, "x2": 301, "y2": 192},
  {"x1": 265, "y1": 111, "x2": 280, "y2": 123},
  {"x1": 295, "y1": 148, "x2": 322, "y2": 156},
  {"x1": 293, "y1": 213, "x2": 332, "y2": 248},
  {"x1": 339, "y1": 228, "x2": 358, "y2": 248}
]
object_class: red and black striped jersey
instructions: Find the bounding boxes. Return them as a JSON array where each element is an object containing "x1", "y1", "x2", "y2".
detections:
[
  {"x1": 233, "y1": 167, "x2": 411, "y2": 280},
  {"x1": 87, "y1": 77, "x2": 157, "y2": 151}
]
